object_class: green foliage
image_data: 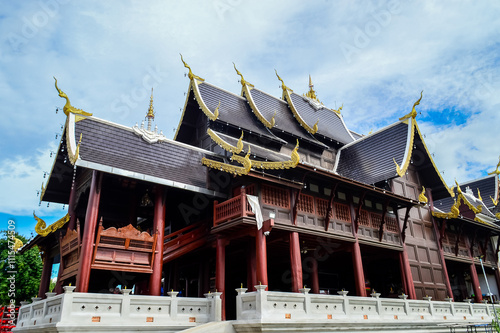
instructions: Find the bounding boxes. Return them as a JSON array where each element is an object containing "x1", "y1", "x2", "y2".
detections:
[{"x1": 0, "y1": 231, "x2": 43, "y2": 305}]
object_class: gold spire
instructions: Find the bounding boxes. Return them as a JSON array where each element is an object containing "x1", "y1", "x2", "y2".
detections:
[
  {"x1": 305, "y1": 75, "x2": 317, "y2": 101},
  {"x1": 488, "y1": 156, "x2": 500, "y2": 175},
  {"x1": 399, "y1": 91, "x2": 423, "y2": 122},
  {"x1": 147, "y1": 88, "x2": 155, "y2": 119}
]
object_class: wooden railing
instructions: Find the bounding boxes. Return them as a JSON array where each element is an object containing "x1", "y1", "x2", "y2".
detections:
[
  {"x1": 163, "y1": 221, "x2": 209, "y2": 263},
  {"x1": 213, "y1": 187, "x2": 254, "y2": 227}
]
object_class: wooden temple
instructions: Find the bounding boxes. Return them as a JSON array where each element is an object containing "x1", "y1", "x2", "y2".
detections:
[{"x1": 25, "y1": 60, "x2": 500, "y2": 321}]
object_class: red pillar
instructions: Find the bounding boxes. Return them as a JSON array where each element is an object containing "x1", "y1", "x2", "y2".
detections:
[
  {"x1": 352, "y1": 241, "x2": 367, "y2": 297},
  {"x1": 76, "y1": 170, "x2": 102, "y2": 292},
  {"x1": 216, "y1": 237, "x2": 227, "y2": 320},
  {"x1": 38, "y1": 253, "x2": 54, "y2": 298},
  {"x1": 289, "y1": 232, "x2": 303, "y2": 292},
  {"x1": 310, "y1": 255, "x2": 319, "y2": 294},
  {"x1": 247, "y1": 241, "x2": 257, "y2": 291},
  {"x1": 470, "y1": 262, "x2": 483, "y2": 302},
  {"x1": 255, "y1": 229, "x2": 268, "y2": 288},
  {"x1": 399, "y1": 248, "x2": 417, "y2": 299},
  {"x1": 149, "y1": 186, "x2": 166, "y2": 296}
]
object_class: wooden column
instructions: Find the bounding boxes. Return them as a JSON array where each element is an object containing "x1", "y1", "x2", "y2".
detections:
[
  {"x1": 76, "y1": 170, "x2": 102, "y2": 293},
  {"x1": 399, "y1": 248, "x2": 417, "y2": 299},
  {"x1": 310, "y1": 255, "x2": 319, "y2": 294},
  {"x1": 248, "y1": 240, "x2": 257, "y2": 290},
  {"x1": 38, "y1": 253, "x2": 54, "y2": 298},
  {"x1": 67, "y1": 177, "x2": 78, "y2": 231},
  {"x1": 255, "y1": 229, "x2": 268, "y2": 288},
  {"x1": 216, "y1": 237, "x2": 227, "y2": 320},
  {"x1": 149, "y1": 186, "x2": 166, "y2": 296},
  {"x1": 352, "y1": 241, "x2": 367, "y2": 297},
  {"x1": 289, "y1": 231, "x2": 303, "y2": 292},
  {"x1": 470, "y1": 262, "x2": 483, "y2": 302}
]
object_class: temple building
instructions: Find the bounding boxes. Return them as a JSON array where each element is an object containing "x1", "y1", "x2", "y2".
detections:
[{"x1": 22, "y1": 59, "x2": 500, "y2": 324}]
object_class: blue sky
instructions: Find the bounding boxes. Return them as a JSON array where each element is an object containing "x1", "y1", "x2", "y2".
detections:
[{"x1": 1, "y1": 0, "x2": 499, "y2": 237}]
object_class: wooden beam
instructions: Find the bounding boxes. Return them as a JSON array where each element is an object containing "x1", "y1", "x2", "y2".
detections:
[
  {"x1": 354, "y1": 192, "x2": 366, "y2": 233},
  {"x1": 324, "y1": 183, "x2": 338, "y2": 232},
  {"x1": 401, "y1": 205, "x2": 411, "y2": 243},
  {"x1": 378, "y1": 199, "x2": 390, "y2": 242}
]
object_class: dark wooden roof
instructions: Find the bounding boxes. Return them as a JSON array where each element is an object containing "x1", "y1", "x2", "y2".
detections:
[
  {"x1": 75, "y1": 118, "x2": 210, "y2": 189},
  {"x1": 248, "y1": 88, "x2": 326, "y2": 147},
  {"x1": 289, "y1": 93, "x2": 354, "y2": 144},
  {"x1": 335, "y1": 122, "x2": 409, "y2": 185},
  {"x1": 198, "y1": 82, "x2": 282, "y2": 143}
]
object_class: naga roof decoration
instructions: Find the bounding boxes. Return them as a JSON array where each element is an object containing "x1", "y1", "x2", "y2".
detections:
[
  {"x1": 276, "y1": 70, "x2": 319, "y2": 135},
  {"x1": 202, "y1": 147, "x2": 252, "y2": 176},
  {"x1": 33, "y1": 211, "x2": 70, "y2": 237},
  {"x1": 488, "y1": 156, "x2": 500, "y2": 175},
  {"x1": 180, "y1": 54, "x2": 219, "y2": 121},
  {"x1": 419, "y1": 186, "x2": 428, "y2": 204},
  {"x1": 235, "y1": 64, "x2": 276, "y2": 129},
  {"x1": 54, "y1": 77, "x2": 92, "y2": 122},
  {"x1": 208, "y1": 128, "x2": 244, "y2": 154}
]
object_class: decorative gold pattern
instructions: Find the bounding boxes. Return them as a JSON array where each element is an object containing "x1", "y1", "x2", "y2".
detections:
[
  {"x1": 54, "y1": 77, "x2": 92, "y2": 118},
  {"x1": 180, "y1": 54, "x2": 204, "y2": 82},
  {"x1": 488, "y1": 156, "x2": 500, "y2": 175},
  {"x1": 207, "y1": 129, "x2": 244, "y2": 154},
  {"x1": 496, "y1": 213, "x2": 500, "y2": 220},
  {"x1": 235, "y1": 64, "x2": 276, "y2": 129},
  {"x1": 13, "y1": 237, "x2": 23, "y2": 251},
  {"x1": 491, "y1": 196, "x2": 499, "y2": 206},
  {"x1": 432, "y1": 192, "x2": 482, "y2": 219},
  {"x1": 33, "y1": 212, "x2": 70, "y2": 237},
  {"x1": 250, "y1": 140, "x2": 300, "y2": 170},
  {"x1": 304, "y1": 75, "x2": 319, "y2": 102},
  {"x1": 477, "y1": 188, "x2": 482, "y2": 202},
  {"x1": 393, "y1": 118, "x2": 416, "y2": 177},
  {"x1": 146, "y1": 88, "x2": 155, "y2": 120},
  {"x1": 276, "y1": 70, "x2": 318, "y2": 134},
  {"x1": 419, "y1": 186, "x2": 428, "y2": 204},
  {"x1": 399, "y1": 91, "x2": 423, "y2": 122},
  {"x1": 201, "y1": 148, "x2": 252, "y2": 176},
  {"x1": 332, "y1": 104, "x2": 343, "y2": 115},
  {"x1": 68, "y1": 133, "x2": 82, "y2": 165}
]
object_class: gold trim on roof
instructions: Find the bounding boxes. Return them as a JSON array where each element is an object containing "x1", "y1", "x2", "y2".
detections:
[
  {"x1": 250, "y1": 139, "x2": 300, "y2": 170},
  {"x1": 496, "y1": 213, "x2": 500, "y2": 220},
  {"x1": 67, "y1": 133, "x2": 82, "y2": 165},
  {"x1": 393, "y1": 118, "x2": 416, "y2": 177},
  {"x1": 202, "y1": 147, "x2": 252, "y2": 176},
  {"x1": 419, "y1": 186, "x2": 428, "y2": 204},
  {"x1": 13, "y1": 237, "x2": 23, "y2": 251},
  {"x1": 488, "y1": 156, "x2": 500, "y2": 175},
  {"x1": 432, "y1": 192, "x2": 482, "y2": 219},
  {"x1": 399, "y1": 91, "x2": 423, "y2": 122},
  {"x1": 477, "y1": 188, "x2": 482, "y2": 201},
  {"x1": 491, "y1": 196, "x2": 498, "y2": 206},
  {"x1": 179, "y1": 55, "x2": 219, "y2": 121},
  {"x1": 332, "y1": 104, "x2": 343, "y2": 115},
  {"x1": 180, "y1": 54, "x2": 204, "y2": 82},
  {"x1": 33, "y1": 212, "x2": 70, "y2": 237},
  {"x1": 207, "y1": 128, "x2": 244, "y2": 154},
  {"x1": 276, "y1": 70, "x2": 318, "y2": 135},
  {"x1": 54, "y1": 77, "x2": 92, "y2": 120},
  {"x1": 235, "y1": 64, "x2": 276, "y2": 129}
]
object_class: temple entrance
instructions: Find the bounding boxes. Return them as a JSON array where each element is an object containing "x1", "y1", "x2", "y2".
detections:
[
  {"x1": 361, "y1": 245, "x2": 403, "y2": 297},
  {"x1": 446, "y1": 260, "x2": 473, "y2": 301},
  {"x1": 225, "y1": 240, "x2": 250, "y2": 320}
]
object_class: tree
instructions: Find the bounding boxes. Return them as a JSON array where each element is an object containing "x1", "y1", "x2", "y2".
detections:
[{"x1": 0, "y1": 231, "x2": 43, "y2": 305}]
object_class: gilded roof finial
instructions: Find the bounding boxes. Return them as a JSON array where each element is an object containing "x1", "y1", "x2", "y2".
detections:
[
  {"x1": 455, "y1": 179, "x2": 462, "y2": 194},
  {"x1": 275, "y1": 70, "x2": 289, "y2": 92},
  {"x1": 477, "y1": 188, "x2": 482, "y2": 201},
  {"x1": 305, "y1": 75, "x2": 317, "y2": 101},
  {"x1": 53, "y1": 77, "x2": 92, "y2": 118},
  {"x1": 233, "y1": 63, "x2": 253, "y2": 87},
  {"x1": 146, "y1": 88, "x2": 155, "y2": 131},
  {"x1": 180, "y1": 54, "x2": 204, "y2": 81},
  {"x1": 419, "y1": 186, "x2": 428, "y2": 204},
  {"x1": 399, "y1": 91, "x2": 423, "y2": 122},
  {"x1": 487, "y1": 155, "x2": 500, "y2": 175}
]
